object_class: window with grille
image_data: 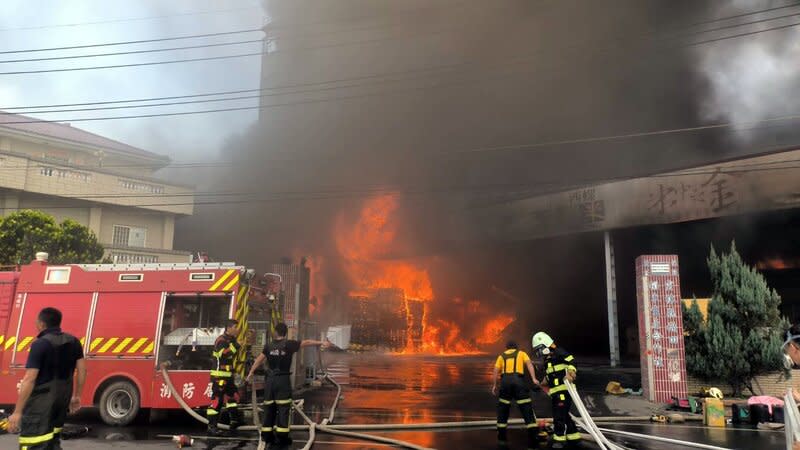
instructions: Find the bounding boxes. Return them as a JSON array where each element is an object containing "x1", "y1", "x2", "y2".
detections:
[
  {"x1": 110, "y1": 252, "x2": 158, "y2": 264},
  {"x1": 112, "y1": 225, "x2": 147, "y2": 247}
]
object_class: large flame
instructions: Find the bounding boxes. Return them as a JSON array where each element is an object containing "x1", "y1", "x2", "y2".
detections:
[{"x1": 335, "y1": 193, "x2": 513, "y2": 354}]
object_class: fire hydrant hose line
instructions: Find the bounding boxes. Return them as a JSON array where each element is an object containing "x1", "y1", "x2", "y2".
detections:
[
  {"x1": 160, "y1": 363, "x2": 735, "y2": 450},
  {"x1": 565, "y1": 380, "x2": 735, "y2": 450}
]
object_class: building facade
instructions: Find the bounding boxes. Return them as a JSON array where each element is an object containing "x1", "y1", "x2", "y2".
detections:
[{"x1": 0, "y1": 113, "x2": 194, "y2": 263}]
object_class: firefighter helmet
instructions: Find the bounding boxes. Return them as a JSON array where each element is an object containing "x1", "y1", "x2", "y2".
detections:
[
  {"x1": 531, "y1": 332, "x2": 554, "y2": 353},
  {"x1": 708, "y1": 387, "x2": 723, "y2": 400}
]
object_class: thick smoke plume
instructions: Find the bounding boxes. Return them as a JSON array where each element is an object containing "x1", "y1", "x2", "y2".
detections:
[
  {"x1": 697, "y1": 1, "x2": 800, "y2": 140},
  {"x1": 175, "y1": 0, "x2": 758, "y2": 353}
]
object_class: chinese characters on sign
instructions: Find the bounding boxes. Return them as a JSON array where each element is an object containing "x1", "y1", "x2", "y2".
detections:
[
  {"x1": 568, "y1": 188, "x2": 605, "y2": 225},
  {"x1": 159, "y1": 382, "x2": 214, "y2": 400},
  {"x1": 648, "y1": 169, "x2": 739, "y2": 216},
  {"x1": 636, "y1": 255, "x2": 688, "y2": 403}
]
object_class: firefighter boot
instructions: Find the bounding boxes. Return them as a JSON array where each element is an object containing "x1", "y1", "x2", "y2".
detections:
[
  {"x1": 497, "y1": 427, "x2": 508, "y2": 442},
  {"x1": 207, "y1": 413, "x2": 223, "y2": 437},
  {"x1": 228, "y1": 407, "x2": 242, "y2": 432}
]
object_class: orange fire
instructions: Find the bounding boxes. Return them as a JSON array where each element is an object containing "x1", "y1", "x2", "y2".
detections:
[{"x1": 335, "y1": 193, "x2": 514, "y2": 354}]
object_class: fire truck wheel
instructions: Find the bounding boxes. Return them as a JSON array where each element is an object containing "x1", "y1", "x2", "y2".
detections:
[{"x1": 98, "y1": 381, "x2": 140, "y2": 426}]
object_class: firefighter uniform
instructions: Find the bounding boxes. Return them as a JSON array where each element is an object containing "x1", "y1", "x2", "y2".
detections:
[
  {"x1": 261, "y1": 338, "x2": 301, "y2": 446},
  {"x1": 20, "y1": 329, "x2": 83, "y2": 450},
  {"x1": 207, "y1": 333, "x2": 242, "y2": 434},
  {"x1": 494, "y1": 349, "x2": 537, "y2": 442},
  {"x1": 544, "y1": 347, "x2": 580, "y2": 445}
]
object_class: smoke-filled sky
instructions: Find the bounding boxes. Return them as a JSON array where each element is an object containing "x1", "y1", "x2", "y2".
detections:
[
  {"x1": 0, "y1": 0, "x2": 262, "y2": 160},
  {"x1": 4, "y1": 1, "x2": 800, "y2": 351}
]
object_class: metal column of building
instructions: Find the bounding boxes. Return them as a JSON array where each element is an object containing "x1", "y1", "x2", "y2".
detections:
[{"x1": 604, "y1": 231, "x2": 621, "y2": 367}]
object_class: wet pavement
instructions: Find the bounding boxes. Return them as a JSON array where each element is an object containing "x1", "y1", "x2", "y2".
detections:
[{"x1": 0, "y1": 353, "x2": 788, "y2": 449}]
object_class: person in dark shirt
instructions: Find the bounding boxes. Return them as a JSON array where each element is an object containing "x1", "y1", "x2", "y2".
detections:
[
  {"x1": 8, "y1": 307, "x2": 86, "y2": 450},
  {"x1": 246, "y1": 322, "x2": 328, "y2": 449}
]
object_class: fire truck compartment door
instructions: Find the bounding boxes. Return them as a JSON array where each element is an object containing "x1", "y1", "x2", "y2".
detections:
[
  {"x1": 12, "y1": 292, "x2": 93, "y2": 366},
  {"x1": 88, "y1": 292, "x2": 161, "y2": 357}
]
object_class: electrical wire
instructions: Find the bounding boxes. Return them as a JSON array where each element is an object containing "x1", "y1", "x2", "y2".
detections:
[
  {"x1": 0, "y1": 5, "x2": 260, "y2": 33},
  {"x1": 0, "y1": 49, "x2": 266, "y2": 75},
  {"x1": 2, "y1": 4, "x2": 799, "y2": 78},
  {"x1": 4, "y1": 5, "x2": 800, "y2": 115},
  {"x1": 0, "y1": 39, "x2": 264, "y2": 64},
  {"x1": 7, "y1": 156, "x2": 800, "y2": 211},
  {"x1": 0, "y1": 28, "x2": 263, "y2": 55}
]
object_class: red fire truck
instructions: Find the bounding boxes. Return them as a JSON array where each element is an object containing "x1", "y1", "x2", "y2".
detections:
[{"x1": 0, "y1": 254, "x2": 276, "y2": 426}]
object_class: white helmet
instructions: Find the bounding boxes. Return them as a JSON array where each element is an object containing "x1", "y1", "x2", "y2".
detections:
[{"x1": 532, "y1": 332, "x2": 554, "y2": 355}]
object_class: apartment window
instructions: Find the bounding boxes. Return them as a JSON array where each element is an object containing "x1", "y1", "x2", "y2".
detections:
[
  {"x1": 110, "y1": 252, "x2": 158, "y2": 264},
  {"x1": 39, "y1": 166, "x2": 91, "y2": 182},
  {"x1": 119, "y1": 179, "x2": 165, "y2": 194},
  {"x1": 112, "y1": 225, "x2": 147, "y2": 248}
]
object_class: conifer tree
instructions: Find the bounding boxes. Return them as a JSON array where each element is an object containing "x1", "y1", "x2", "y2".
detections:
[{"x1": 683, "y1": 242, "x2": 786, "y2": 396}]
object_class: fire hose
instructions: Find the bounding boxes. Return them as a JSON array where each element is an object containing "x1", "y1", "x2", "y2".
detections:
[
  {"x1": 565, "y1": 379, "x2": 735, "y2": 450},
  {"x1": 161, "y1": 361, "x2": 737, "y2": 450},
  {"x1": 160, "y1": 360, "x2": 430, "y2": 449}
]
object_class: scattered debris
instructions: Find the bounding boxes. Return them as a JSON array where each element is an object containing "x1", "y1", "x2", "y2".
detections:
[
  {"x1": 605, "y1": 381, "x2": 643, "y2": 396},
  {"x1": 172, "y1": 434, "x2": 194, "y2": 448}
]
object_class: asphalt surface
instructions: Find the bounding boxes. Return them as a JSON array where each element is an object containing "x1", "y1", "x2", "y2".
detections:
[{"x1": 0, "y1": 353, "x2": 788, "y2": 449}]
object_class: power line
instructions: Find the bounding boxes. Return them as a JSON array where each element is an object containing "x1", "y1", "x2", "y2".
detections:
[
  {"x1": 0, "y1": 28, "x2": 263, "y2": 55},
  {"x1": 10, "y1": 158, "x2": 800, "y2": 210},
  {"x1": 0, "y1": 5, "x2": 260, "y2": 33},
  {"x1": 0, "y1": 39, "x2": 263, "y2": 64},
  {"x1": 0, "y1": 2, "x2": 794, "y2": 70},
  {"x1": 0, "y1": 23, "x2": 786, "y2": 117},
  {"x1": 682, "y1": 1, "x2": 800, "y2": 28},
  {"x1": 0, "y1": 50, "x2": 266, "y2": 76}
]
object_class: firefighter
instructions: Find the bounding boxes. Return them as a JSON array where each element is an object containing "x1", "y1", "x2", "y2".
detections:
[
  {"x1": 492, "y1": 340, "x2": 540, "y2": 446},
  {"x1": 207, "y1": 319, "x2": 243, "y2": 436},
  {"x1": 246, "y1": 322, "x2": 328, "y2": 449},
  {"x1": 8, "y1": 307, "x2": 85, "y2": 450},
  {"x1": 531, "y1": 331, "x2": 580, "y2": 448}
]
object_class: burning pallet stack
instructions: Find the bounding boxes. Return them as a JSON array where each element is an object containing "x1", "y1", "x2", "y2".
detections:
[{"x1": 349, "y1": 288, "x2": 424, "y2": 352}]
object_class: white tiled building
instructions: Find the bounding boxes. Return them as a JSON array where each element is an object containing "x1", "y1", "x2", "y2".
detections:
[{"x1": 0, "y1": 113, "x2": 194, "y2": 263}]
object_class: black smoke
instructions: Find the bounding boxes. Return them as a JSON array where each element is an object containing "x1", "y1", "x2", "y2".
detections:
[{"x1": 175, "y1": 0, "x2": 800, "y2": 352}]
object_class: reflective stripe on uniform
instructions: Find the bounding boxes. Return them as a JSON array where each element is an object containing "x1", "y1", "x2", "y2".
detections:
[
  {"x1": 206, "y1": 409, "x2": 219, "y2": 416},
  {"x1": 564, "y1": 355, "x2": 574, "y2": 362},
  {"x1": 53, "y1": 427, "x2": 62, "y2": 434},
  {"x1": 19, "y1": 433, "x2": 54, "y2": 444},
  {"x1": 228, "y1": 344, "x2": 237, "y2": 354},
  {"x1": 517, "y1": 398, "x2": 531, "y2": 404},
  {"x1": 553, "y1": 434, "x2": 567, "y2": 441},
  {"x1": 261, "y1": 427, "x2": 272, "y2": 432},
  {"x1": 498, "y1": 398, "x2": 511, "y2": 404},
  {"x1": 496, "y1": 423, "x2": 508, "y2": 428},
  {"x1": 263, "y1": 400, "x2": 275, "y2": 405},
  {"x1": 526, "y1": 423, "x2": 537, "y2": 428},
  {"x1": 225, "y1": 403, "x2": 238, "y2": 408},
  {"x1": 548, "y1": 384, "x2": 568, "y2": 395},
  {"x1": 210, "y1": 370, "x2": 232, "y2": 377},
  {"x1": 567, "y1": 432, "x2": 582, "y2": 441},
  {"x1": 275, "y1": 427, "x2": 290, "y2": 433},
  {"x1": 546, "y1": 363, "x2": 570, "y2": 374},
  {"x1": 276, "y1": 399, "x2": 293, "y2": 405}
]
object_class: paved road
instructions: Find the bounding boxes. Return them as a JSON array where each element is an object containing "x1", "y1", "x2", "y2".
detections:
[{"x1": 0, "y1": 353, "x2": 787, "y2": 449}]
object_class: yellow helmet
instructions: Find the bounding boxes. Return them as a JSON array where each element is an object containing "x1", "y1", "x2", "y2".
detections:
[{"x1": 708, "y1": 387, "x2": 723, "y2": 399}]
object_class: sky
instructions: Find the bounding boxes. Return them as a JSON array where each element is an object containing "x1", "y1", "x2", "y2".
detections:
[{"x1": 0, "y1": 0, "x2": 264, "y2": 162}]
